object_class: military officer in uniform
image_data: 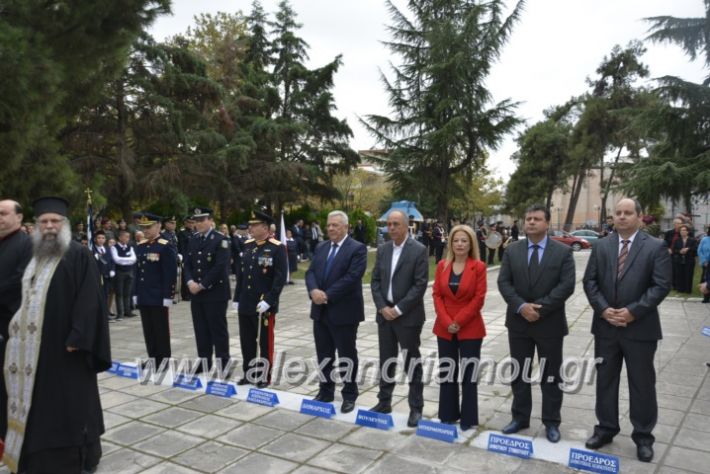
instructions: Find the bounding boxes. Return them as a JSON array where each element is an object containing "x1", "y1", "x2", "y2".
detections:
[
  {"x1": 133, "y1": 212, "x2": 177, "y2": 369},
  {"x1": 183, "y1": 207, "x2": 232, "y2": 374},
  {"x1": 161, "y1": 215, "x2": 180, "y2": 302},
  {"x1": 178, "y1": 216, "x2": 195, "y2": 301},
  {"x1": 233, "y1": 211, "x2": 287, "y2": 387}
]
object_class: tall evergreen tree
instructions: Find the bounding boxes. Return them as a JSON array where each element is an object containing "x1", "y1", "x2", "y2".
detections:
[{"x1": 362, "y1": 0, "x2": 524, "y2": 223}]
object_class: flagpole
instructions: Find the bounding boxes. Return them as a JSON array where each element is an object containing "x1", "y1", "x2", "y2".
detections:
[
  {"x1": 85, "y1": 188, "x2": 94, "y2": 252},
  {"x1": 279, "y1": 211, "x2": 290, "y2": 278}
]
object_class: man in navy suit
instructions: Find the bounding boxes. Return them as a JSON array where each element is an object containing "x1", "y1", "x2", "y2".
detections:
[
  {"x1": 306, "y1": 210, "x2": 367, "y2": 413},
  {"x1": 93, "y1": 230, "x2": 115, "y2": 313}
]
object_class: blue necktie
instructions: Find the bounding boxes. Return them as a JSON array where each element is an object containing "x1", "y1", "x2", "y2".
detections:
[{"x1": 324, "y1": 243, "x2": 338, "y2": 280}]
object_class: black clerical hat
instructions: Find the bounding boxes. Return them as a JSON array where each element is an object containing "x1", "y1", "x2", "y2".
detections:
[{"x1": 33, "y1": 196, "x2": 69, "y2": 217}]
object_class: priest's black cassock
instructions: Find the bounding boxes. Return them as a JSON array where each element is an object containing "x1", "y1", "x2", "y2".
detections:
[{"x1": 8, "y1": 241, "x2": 111, "y2": 472}]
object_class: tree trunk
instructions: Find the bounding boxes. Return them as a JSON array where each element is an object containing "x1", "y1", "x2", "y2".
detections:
[
  {"x1": 564, "y1": 167, "x2": 586, "y2": 231},
  {"x1": 601, "y1": 147, "x2": 623, "y2": 225}
]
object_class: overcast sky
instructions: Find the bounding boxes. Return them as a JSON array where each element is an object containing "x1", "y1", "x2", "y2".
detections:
[{"x1": 150, "y1": 0, "x2": 708, "y2": 179}]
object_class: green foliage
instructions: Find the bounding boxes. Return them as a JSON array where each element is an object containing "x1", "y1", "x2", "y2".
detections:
[
  {"x1": 348, "y1": 209, "x2": 377, "y2": 246},
  {"x1": 362, "y1": 0, "x2": 524, "y2": 223}
]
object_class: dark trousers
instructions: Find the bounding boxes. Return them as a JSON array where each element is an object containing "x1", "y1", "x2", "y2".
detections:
[
  {"x1": 434, "y1": 244, "x2": 445, "y2": 263},
  {"x1": 313, "y1": 317, "x2": 359, "y2": 401},
  {"x1": 673, "y1": 260, "x2": 695, "y2": 293},
  {"x1": 139, "y1": 306, "x2": 171, "y2": 366},
  {"x1": 113, "y1": 270, "x2": 134, "y2": 317},
  {"x1": 437, "y1": 336, "x2": 482, "y2": 426},
  {"x1": 190, "y1": 299, "x2": 230, "y2": 368},
  {"x1": 508, "y1": 333, "x2": 564, "y2": 427},
  {"x1": 594, "y1": 336, "x2": 658, "y2": 446},
  {"x1": 487, "y1": 246, "x2": 496, "y2": 265},
  {"x1": 703, "y1": 264, "x2": 709, "y2": 302},
  {"x1": 377, "y1": 322, "x2": 424, "y2": 409},
  {"x1": 100, "y1": 277, "x2": 111, "y2": 311},
  {"x1": 239, "y1": 311, "x2": 276, "y2": 382},
  {"x1": 479, "y1": 242, "x2": 487, "y2": 263}
]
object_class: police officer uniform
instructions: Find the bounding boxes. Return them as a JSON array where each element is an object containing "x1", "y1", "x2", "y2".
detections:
[
  {"x1": 133, "y1": 212, "x2": 177, "y2": 368},
  {"x1": 233, "y1": 211, "x2": 287, "y2": 386},
  {"x1": 160, "y1": 215, "x2": 181, "y2": 302},
  {"x1": 183, "y1": 207, "x2": 232, "y2": 372},
  {"x1": 177, "y1": 217, "x2": 195, "y2": 301}
]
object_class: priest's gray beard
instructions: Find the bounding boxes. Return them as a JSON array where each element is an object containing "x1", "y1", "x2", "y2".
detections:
[{"x1": 32, "y1": 222, "x2": 71, "y2": 260}]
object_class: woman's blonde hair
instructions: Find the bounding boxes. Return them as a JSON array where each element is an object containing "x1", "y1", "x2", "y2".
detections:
[{"x1": 443, "y1": 224, "x2": 480, "y2": 267}]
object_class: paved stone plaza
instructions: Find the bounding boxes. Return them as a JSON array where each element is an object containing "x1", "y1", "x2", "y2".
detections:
[{"x1": 4, "y1": 251, "x2": 709, "y2": 473}]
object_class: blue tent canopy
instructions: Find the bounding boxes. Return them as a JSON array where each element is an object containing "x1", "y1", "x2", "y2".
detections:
[{"x1": 378, "y1": 200, "x2": 424, "y2": 222}]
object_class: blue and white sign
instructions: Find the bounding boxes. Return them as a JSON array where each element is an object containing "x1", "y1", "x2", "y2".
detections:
[
  {"x1": 108, "y1": 361, "x2": 121, "y2": 374},
  {"x1": 702, "y1": 326, "x2": 710, "y2": 337},
  {"x1": 205, "y1": 381, "x2": 236, "y2": 398},
  {"x1": 173, "y1": 374, "x2": 203, "y2": 390},
  {"x1": 300, "y1": 399, "x2": 336, "y2": 418},
  {"x1": 416, "y1": 420, "x2": 457, "y2": 443},
  {"x1": 115, "y1": 364, "x2": 139, "y2": 379},
  {"x1": 247, "y1": 388, "x2": 279, "y2": 407},
  {"x1": 355, "y1": 409, "x2": 394, "y2": 431},
  {"x1": 568, "y1": 448, "x2": 620, "y2": 474},
  {"x1": 487, "y1": 433, "x2": 533, "y2": 459}
]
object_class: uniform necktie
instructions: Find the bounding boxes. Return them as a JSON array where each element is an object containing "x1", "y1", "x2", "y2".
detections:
[
  {"x1": 324, "y1": 243, "x2": 338, "y2": 280},
  {"x1": 528, "y1": 244, "x2": 540, "y2": 279},
  {"x1": 617, "y1": 240, "x2": 630, "y2": 278}
]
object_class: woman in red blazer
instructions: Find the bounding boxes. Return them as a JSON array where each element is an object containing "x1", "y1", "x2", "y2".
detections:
[{"x1": 432, "y1": 224, "x2": 487, "y2": 431}]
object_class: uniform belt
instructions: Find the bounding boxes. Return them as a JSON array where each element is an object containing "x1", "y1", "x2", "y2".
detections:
[{"x1": 116, "y1": 265, "x2": 134, "y2": 271}]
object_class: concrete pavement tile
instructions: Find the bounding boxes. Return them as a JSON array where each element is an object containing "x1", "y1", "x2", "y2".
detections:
[
  {"x1": 307, "y1": 444, "x2": 381, "y2": 473},
  {"x1": 218, "y1": 423, "x2": 286, "y2": 449},
  {"x1": 100, "y1": 390, "x2": 138, "y2": 409},
  {"x1": 172, "y1": 440, "x2": 248, "y2": 473},
  {"x1": 340, "y1": 427, "x2": 408, "y2": 451},
  {"x1": 253, "y1": 409, "x2": 314, "y2": 431},
  {"x1": 395, "y1": 434, "x2": 460, "y2": 465},
  {"x1": 260, "y1": 432, "x2": 331, "y2": 463},
  {"x1": 142, "y1": 406, "x2": 204, "y2": 429},
  {"x1": 672, "y1": 427, "x2": 710, "y2": 452},
  {"x1": 364, "y1": 453, "x2": 440, "y2": 474},
  {"x1": 219, "y1": 452, "x2": 298, "y2": 474},
  {"x1": 103, "y1": 420, "x2": 166, "y2": 446},
  {"x1": 138, "y1": 462, "x2": 201, "y2": 473},
  {"x1": 176, "y1": 413, "x2": 242, "y2": 438},
  {"x1": 295, "y1": 417, "x2": 355, "y2": 441},
  {"x1": 445, "y1": 446, "x2": 522, "y2": 472},
  {"x1": 135, "y1": 430, "x2": 204, "y2": 457},
  {"x1": 148, "y1": 387, "x2": 202, "y2": 405},
  {"x1": 681, "y1": 412, "x2": 710, "y2": 433},
  {"x1": 102, "y1": 411, "x2": 132, "y2": 430},
  {"x1": 663, "y1": 446, "x2": 710, "y2": 473},
  {"x1": 214, "y1": 399, "x2": 275, "y2": 420},
  {"x1": 178, "y1": 394, "x2": 236, "y2": 413},
  {"x1": 291, "y1": 467, "x2": 333, "y2": 474},
  {"x1": 107, "y1": 398, "x2": 171, "y2": 419},
  {"x1": 94, "y1": 448, "x2": 161, "y2": 473}
]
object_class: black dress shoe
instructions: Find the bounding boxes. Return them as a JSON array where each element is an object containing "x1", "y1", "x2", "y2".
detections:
[
  {"x1": 585, "y1": 433, "x2": 613, "y2": 450},
  {"x1": 501, "y1": 420, "x2": 529, "y2": 434},
  {"x1": 313, "y1": 393, "x2": 334, "y2": 403},
  {"x1": 637, "y1": 444, "x2": 654, "y2": 462},
  {"x1": 236, "y1": 378, "x2": 250, "y2": 385},
  {"x1": 341, "y1": 400, "x2": 356, "y2": 414},
  {"x1": 545, "y1": 425, "x2": 561, "y2": 443},
  {"x1": 256, "y1": 381, "x2": 270, "y2": 389},
  {"x1": 369, "y1": 401, "x2": 392, "y2": 413},
  {"x1": 407, "y1": 409, "x2": 422, "y2": 427},
  {"x1": 706, "y1": 361, "x2": 710, "y2": 368}
]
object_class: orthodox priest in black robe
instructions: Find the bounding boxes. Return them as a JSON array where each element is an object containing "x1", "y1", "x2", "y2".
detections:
[{"x1": 3, "y1": 197, "x2": 111, "y2": 474}]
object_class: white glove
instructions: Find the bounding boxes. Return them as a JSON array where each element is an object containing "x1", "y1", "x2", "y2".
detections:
[
  {"x1": 256, "y1": 301, "x2": 270, "y2": 314},
  {"x1": 177, "y1": 253, "x2": 183, "y2": 263},
  {"x1": 162, "y1": 299, "x2": 172, "y2": 308},
  {"x1": 109, "y1": 270, "x2": 115, "y2": 278},
  {"x1": 132, "y1": 296, "x2": 138, "y2": 306},
  {"x1": 232, "y1": 302, "x2": 239, "y2": 312}
]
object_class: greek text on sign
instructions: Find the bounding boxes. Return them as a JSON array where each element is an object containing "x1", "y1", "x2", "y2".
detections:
[
  {"x1": 300, "y1": 399, "x2": 336, "y2": 418},
  {"x1": 247, "y1": 388, "x2": 279, "y2": 407},
  {"x1": 568, "y1": 448, "x2": 620, "y2": 474},
  {"x1": 173, "y1": 374, "x2": 203, "y2": 390},
  {"x1": 416, "y1": 419, "x2": 458, "y2": 443},
  {"x1": 487, "y1": 433, "x2": 533, "y2": 459},
  {"x1": 702, "y1": 326, "x2": 710, "y2": 337},
  {"x1": 205, "y1": 381, "x2": 236, "y2": 398},
  {"x1": 355, "y1": 409, "x2": 394, "y2": 430}
]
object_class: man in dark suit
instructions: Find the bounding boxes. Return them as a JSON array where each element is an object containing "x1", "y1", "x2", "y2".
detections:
[
  {"x1": 183, "y1": 207, "x2": 232, "y2": 374},
  {"x1": 306, "y1": 210, "x2": 367, "y2": 413},
  {"x1": 583, "y1": 198, "x2": 671, "y2": 463},
  {"x1": 93, "y1": 230, "x2": 115, "y2": 313},
  {"x1": 497, "y1": 204, "x2": 575, "y2": 443},
  {"x1": 370, "y1": 210, "x2": 429, "y2": 427}
]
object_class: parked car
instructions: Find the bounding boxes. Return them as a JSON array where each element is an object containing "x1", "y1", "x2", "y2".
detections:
[
  {"x1": 570, "y1": 229, "x2": 601, "y2": 244},
  {"x1": 550, "y1": 230, "x2": 591, "y2": 251}
]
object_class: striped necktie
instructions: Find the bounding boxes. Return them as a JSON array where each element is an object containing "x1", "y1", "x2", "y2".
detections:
[{"x1": 617, "y1": 240, "x2": 630, "y2": 278}]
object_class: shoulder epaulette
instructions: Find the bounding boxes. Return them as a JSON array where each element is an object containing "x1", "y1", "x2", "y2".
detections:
[
  {"x1": 157, "y1": 238, "x2": 169, "y2": 245},
  {"x1": 244, "y1": 238, "x2": 255, "y2": 244},
  {"x1": 269, "y1": 238, "x2": 282, "y2": 245}
]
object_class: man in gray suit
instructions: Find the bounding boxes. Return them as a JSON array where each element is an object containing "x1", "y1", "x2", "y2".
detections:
[
  {"x1": 370, "y1": 210, "x2": 429, "y2": 427},
  {"x1": 497, "y1": 204, "x2": 575, "y2": 443},
  {"x1": 583, "y1": 198, "x2": 671, "y2": 463}
]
